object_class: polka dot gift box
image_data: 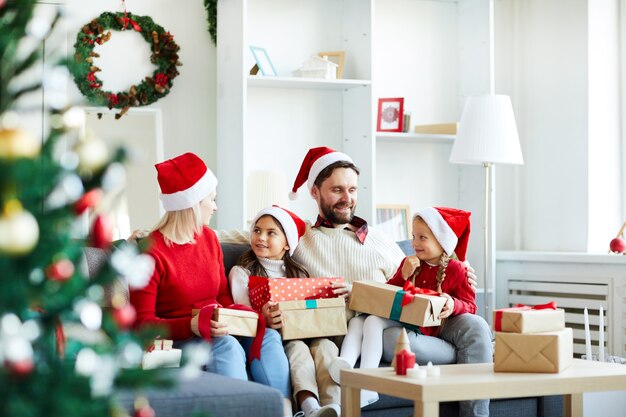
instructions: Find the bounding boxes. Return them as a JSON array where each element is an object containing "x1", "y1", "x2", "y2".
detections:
[{"x1": 248, "y1": 276, "x2": 345, "y2": 312}]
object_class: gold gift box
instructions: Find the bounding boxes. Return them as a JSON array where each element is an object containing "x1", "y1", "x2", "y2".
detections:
[
  {"x1": 349, "y1": 281, "x2": 446, "y2": 327},
  {"x1": 494, "y1": 307, "x2": 565, "y2": 333},
  {"x1": 192, "y1": 307, "x2": 258, "y2": 337},
  {"x1": 494, "y1": 327, "x2": 573, "y2": 373},
  {"x1": 279, "y1": 298, "x2": 347, "y2": 341}
]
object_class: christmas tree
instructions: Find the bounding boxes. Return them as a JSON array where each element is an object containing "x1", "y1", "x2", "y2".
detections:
[{"x1": 0, "y1": 2, "x2": 179, "y2": 415}]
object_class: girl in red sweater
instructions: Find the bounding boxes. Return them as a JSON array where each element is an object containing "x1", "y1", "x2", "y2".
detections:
[{"x1": 129, "y1": 153, "x2": 290, "y2": 414}]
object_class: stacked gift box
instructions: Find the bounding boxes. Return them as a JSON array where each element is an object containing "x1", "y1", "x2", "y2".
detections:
[
  {"x1": 248, "y1": 277, "x2": 347, "y2": 340},
  {"x1": 493, "y1": 304, "x2": 573, "y2": 373},
  {"x1": 349, "y1": 281, "x2": 447, "y2": 327},
  {"x1": 142, "y1": 339, "x2": 182, "y2": 369}
]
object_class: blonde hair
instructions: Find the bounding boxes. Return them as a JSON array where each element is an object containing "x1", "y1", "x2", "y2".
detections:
[
  {"x1": 152, "y1": 203, "x2": 204, "y2": 246},
  {"x1": 412, "y1": 215, "x2": 453, "y2": 293}
]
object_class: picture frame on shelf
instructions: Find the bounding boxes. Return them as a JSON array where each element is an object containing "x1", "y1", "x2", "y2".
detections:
[
  {"x1": 376, "y1": 204, "x2": 411, "y2": 241},
  {"x1": 318, "y1": 51, "x2": 345, "y2": 79},
  {"x1": 377, "y1": 97, "x2": 404, "y2": 132},
  {"x1": 250, "y1": 46, "x2": 277, "y2": 76}
]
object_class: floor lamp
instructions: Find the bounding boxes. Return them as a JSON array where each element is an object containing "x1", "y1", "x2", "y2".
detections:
[{"x1": 449, "y1": 95, "x2": 523, "y2": 323}]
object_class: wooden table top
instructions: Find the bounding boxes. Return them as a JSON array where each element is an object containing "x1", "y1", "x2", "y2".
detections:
[{"x1": 340, "y1": 359, "x2": 626, "y2": 402}]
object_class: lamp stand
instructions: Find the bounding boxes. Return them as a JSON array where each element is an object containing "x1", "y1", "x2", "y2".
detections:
[{"x1": 483, "y1": 162, "x2": 493, "y2": 323}]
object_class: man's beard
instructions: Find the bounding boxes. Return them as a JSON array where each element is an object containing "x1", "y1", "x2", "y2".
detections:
[{"x1": 321, "y1": 198, "x2": 356, "y2": 225}]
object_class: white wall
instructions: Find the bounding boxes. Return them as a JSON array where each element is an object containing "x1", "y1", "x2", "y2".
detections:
[
  {"x1": 495, "y1": 0, "x2": 590, "y2": 251},
  {"x1": 64, "y1": 0, "x2": 216, "y2": 170}
]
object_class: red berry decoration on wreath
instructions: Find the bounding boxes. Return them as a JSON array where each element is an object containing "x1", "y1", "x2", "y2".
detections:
[{"x1": 72, "y1": 11, "x2": 182, "y2": 119}]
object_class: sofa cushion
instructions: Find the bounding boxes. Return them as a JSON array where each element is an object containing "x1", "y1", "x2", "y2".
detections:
[{"x1": 115, "y1": 369, "x2": 283, "y2": 417}]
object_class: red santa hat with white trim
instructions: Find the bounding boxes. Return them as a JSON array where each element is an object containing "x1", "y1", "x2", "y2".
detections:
[
  {"x1": 289, "y1": 146, "x2": 354, "y2": 200},
  {"x1": 250, "y1": 205, "x2": 306, "y2": 256},
  {"x1": 415, "y1": 207, "x2": 471, "y2": 261},
  {"x1": 155, "y1": 152, "x2": 218, "y2": 211}
]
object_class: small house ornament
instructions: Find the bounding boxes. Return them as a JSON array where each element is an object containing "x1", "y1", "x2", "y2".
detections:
[{"x1": 294, "y1": 55, "x2": 338, "y2": 79}]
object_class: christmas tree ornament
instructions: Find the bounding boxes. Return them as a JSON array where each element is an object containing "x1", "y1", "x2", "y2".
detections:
[
  {"x1": 111, "y1": 243, "x2": 155, "y2": 289},
  {"x1": 0, "y1": 199, "x2": 39, "y2": 256},
  {"x1": 112, "y1": 303, "x2": 136, "y2": 330},
  {"x1": 391, "y1": 327, "x2": 411, "y2": 370},
  {"x1": 134, "y1": 397, "x2": 156, "y2": 417},
  {"x1": 395, "y1": 348, "x2": 415, "y2": 376},
  {"x1": 609, "y1": 221, "x2": 626, "y2": 254},
  {"x1": 75, "y1": 131, "x2": 109, "y2": 174},
  {"x1": 0, "y1": 128, "x2": 41, "y2": 159},
  {"x1": 45, "y1": 173, "x2": 84, "y2": 210},
  {"x1": 75, "y1": 188, "x2": 103, "y2": 214},
  {"x1": 91, "y1": 214, "x2": 113, "y2": 249},
  {"x1": 76, "y1": 299, "x2": 103, "y2": 331},
  {"x1": 45, "y1": 258, "x2": 75, "y2": 282}
]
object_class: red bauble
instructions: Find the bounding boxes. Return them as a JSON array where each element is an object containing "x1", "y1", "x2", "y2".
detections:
[
  {"x1": 8, "y1": 358, "x2": 34, "y2": 376},
  {"x1": 113, "y1": 304, "x2": 137, "y2": 329},
  {"x1": 610, "y1": 237, "x2": 626, "y2": 254},
  {"x1": 135, "y1": 405, "x2": 155, "y2": 417},
  {"x1": 46, "y1": 259, "x2": 75, "y2": 282},
  {"x1": 91, "y1": 214, "x2": 112, "y2": 249},
  {"x1": 75, "y1": 189, "x2": 102, "y2": 214}
]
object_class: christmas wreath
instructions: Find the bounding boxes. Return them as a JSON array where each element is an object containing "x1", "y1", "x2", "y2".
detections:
[{"x1": 72, "y1": 11, "x2": 181, "y2": 118}]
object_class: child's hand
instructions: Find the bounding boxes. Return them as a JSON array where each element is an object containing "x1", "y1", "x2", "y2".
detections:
[
  {"x1": 331, "y1": 281, "x2": 352, "y2": 298},
  {"x1": 262, "y1": 301, "x2": 283, "y2": 329},
  {"x1": 401, "y1": 255, "x2": 421, "y2": 280},
  {"x1": 439, "y1": 293, "x2": 454, "y2": 319}
]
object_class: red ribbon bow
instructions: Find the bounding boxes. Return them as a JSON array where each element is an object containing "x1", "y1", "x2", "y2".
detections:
[
  {"x1": 121, "y1": 16, "x2": 141, "y2": 32},
  {"x1": 401, "y1": 280, "x2": 440, "y2": 307},
  {"x1": 494, "y1": 301, "x2": 558, "y2": 331},
  {"x1": 197, "y1": 303, "x2": 266, "y2": 363}
]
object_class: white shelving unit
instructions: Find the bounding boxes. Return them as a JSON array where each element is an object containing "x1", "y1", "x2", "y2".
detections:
[
  {"x1": 216, "y1": 0, "x2": 374, "y2": 229},
  {"x1": 375, "y1": 132, "x2": 455, "y2": 145}
]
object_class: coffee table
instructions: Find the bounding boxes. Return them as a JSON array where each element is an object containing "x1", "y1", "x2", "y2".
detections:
[{"x1": 340, "y1": 359, "x2": 626, "y2": 417}]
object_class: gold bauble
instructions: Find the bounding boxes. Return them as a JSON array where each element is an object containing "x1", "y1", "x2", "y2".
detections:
[
  {"x1": 0, "y1": 200, "x2": 39, "y2": 256},
  {"x1": 74, "y1": 131, "x2": 109, "y2": 174},
  {"x1": 0, "y1": 128, "x2": 41, "y2": 159}
]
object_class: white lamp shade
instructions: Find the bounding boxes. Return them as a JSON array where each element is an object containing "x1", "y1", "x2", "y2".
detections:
[{"x1": 449, "y1": 95, "x2": 523, "y2": 165}]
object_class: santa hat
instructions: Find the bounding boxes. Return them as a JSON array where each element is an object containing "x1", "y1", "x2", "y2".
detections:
[
  {"x1": 155, "y1": 152, "x2": 218, "y2": 211},
  {"x1": 415, "y1": 207, "x2": 471, "y2": 261},
  {"x1": 250, "y1": 205, "x2": 306, "y2": 256},
  {"x1": 289, "y1": 146, "x2": 354, "y2": 200}
]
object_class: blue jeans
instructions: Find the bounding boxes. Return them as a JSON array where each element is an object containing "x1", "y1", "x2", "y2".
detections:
[
  {"x1": 204, "y1": 334, "x2": 248, "y2": 379},
  {"x1": 382, "y1": 314, "x2": 493, "y2": 417},
  {"x1": 240, "y1": 328, "x2": 291, "y2": 398}
]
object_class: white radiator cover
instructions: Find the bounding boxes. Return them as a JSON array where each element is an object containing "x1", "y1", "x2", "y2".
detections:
[{"x1": 496, "y1": 251, "x2": 626, "y2": 358}]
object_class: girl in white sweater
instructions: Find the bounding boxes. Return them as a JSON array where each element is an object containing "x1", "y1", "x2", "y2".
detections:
[{"x1": 229, "y1": 205, "x2": 340, "y2": 417}]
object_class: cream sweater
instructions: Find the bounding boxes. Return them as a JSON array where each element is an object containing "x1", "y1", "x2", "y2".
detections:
[
  {"x1": 217, "y1": 222, "x2": 405, "y2": 284},
  {"x1": 293, "y1": 223, "x2": 405, "y2": 284}
]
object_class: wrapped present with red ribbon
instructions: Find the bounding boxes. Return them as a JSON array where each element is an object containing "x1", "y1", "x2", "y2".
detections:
[
  {"x1": 193, "y1": 307, "x2": 259, "y2": 337},
  {"x1": 248, "y1": 276, "x2": 344, "y2": 312},
  {"x1": 493, "y1": 302, "x2": 565, "y2": 333},
  {"x1": 349, "y1": 281, "x2": 446, "y2": 327},
  {"x1": 142, "y1": 338, "x2": 181, "y2": 369}
]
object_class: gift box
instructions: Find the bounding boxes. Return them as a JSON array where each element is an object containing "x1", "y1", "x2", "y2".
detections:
[
  {"x1": 349, "y1": 281, "x2": 446, "y2": 327},
  {"x1": 142, "y1": 339, "x2": 182, "y2": 370},
  {"x1": 278, "y1": 298, "x2": 347, "y2": 340},
  {"x1": 494, "y1": 327, "x2": 573, "y2": 373},
  {"x1": 248, "y1": 276, "x2": 344, "y2": 312},
  {"x1": 493, "y1": 305, "x2": 565, "y2": 333},
  {"x1": 191, "y1": 307, "x2": 258, "y2": 337}
]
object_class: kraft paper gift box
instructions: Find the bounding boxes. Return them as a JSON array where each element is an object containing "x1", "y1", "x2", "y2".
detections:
[
  {"x1": 278, "y1": 298, "x2": 347, "y2": 340},
  {"x1": 349, "y1": 281, "x2": 446, "y2": 327},
  {"x1": 142, "y1": 339, "x2": 182, "y2": 370},
  {"x1": 248, "y1": 276, "x2": 344, "y2": 312},
  {"x1": 494, "y1": 327, "x2": 574, "y2": 373},
  {"x1": 493, "y1": 306, "x2": 565, "y2": 333},
  {"x1": 191, "y1": 307, "x2": 258, "y2": 337}
]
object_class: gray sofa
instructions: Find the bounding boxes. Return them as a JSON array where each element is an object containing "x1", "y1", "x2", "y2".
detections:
[{"x1": 85, "y1": 240, "x2": 563, "y2": 417}]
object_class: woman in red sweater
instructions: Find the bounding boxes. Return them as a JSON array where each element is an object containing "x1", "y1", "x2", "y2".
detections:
[{"x1": 129, "y1": 153, "x2": 290, "y2": 414}]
